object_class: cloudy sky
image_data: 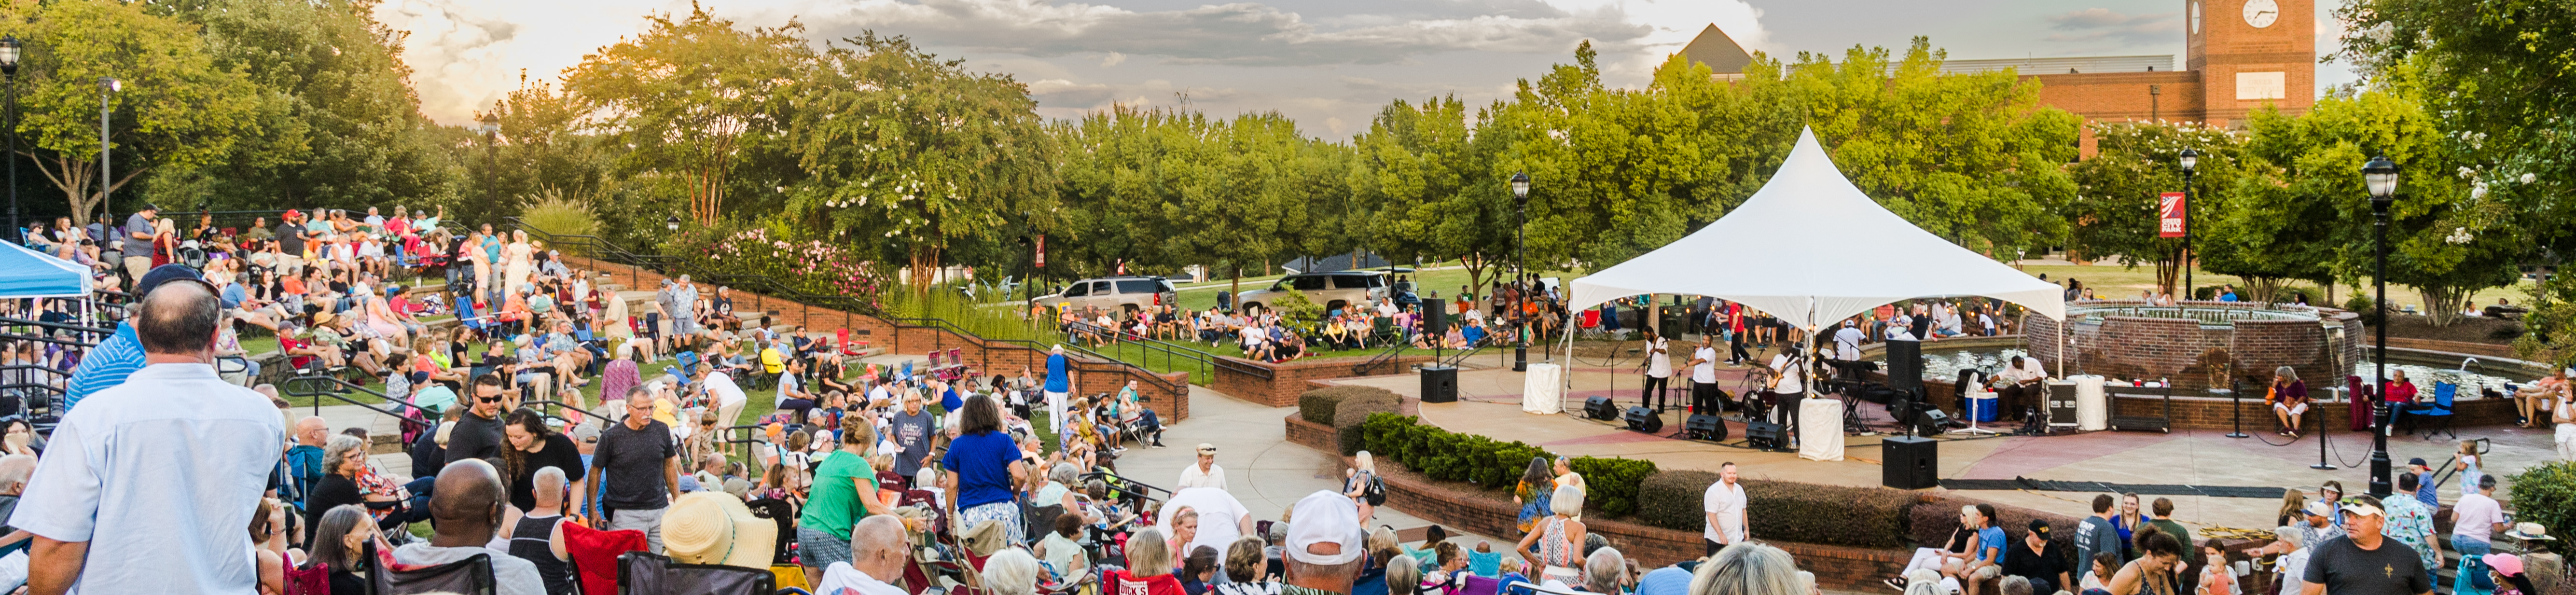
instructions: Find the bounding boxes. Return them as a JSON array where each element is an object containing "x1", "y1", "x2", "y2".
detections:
[{"x1": 378, "y1": 0, "x2": 2361, "y2": 138}]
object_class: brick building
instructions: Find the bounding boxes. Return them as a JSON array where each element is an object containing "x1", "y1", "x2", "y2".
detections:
[{"x1": 1685, "y1": 0, "x2": 2315, "y2": 149}]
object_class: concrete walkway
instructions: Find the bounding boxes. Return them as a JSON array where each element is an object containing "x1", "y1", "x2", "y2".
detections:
[{"x1": 1126, "y1": 384, "x2": 1500, "y2": 544}]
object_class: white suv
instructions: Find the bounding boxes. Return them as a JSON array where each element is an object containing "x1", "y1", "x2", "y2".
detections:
[
  {"x1": 1029, "y1": 276, "x2": 1180, "y2": 315},
  {"x1": 1234, "y1": 271, "x2": 1389, "y2": 314}
]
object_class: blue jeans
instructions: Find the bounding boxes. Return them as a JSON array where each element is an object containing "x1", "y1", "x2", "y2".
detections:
[{"x1": 2453, "y1": 534, "x2": 2491, "y2": 556}]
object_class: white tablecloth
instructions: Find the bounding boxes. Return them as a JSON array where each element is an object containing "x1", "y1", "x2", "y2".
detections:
[
  {"x1": 1523, "y1": 363, "x2": 1564, "y2": 414},
  {"x1": 2073, "y1": 374, "x2": 2109, "y2": 430},
  {"x1": 1799, "y1": 398, "x2": 1844, "y2": 461}
]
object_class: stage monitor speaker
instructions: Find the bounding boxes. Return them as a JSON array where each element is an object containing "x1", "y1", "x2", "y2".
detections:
[
  {"x1": 1882, "y1": 436, "x2": 1939, "y2": 489},
  {"x1": 1744, "y1": 421, "x2": 1787, "y2": 449},
  {"x1": 1624, "y1": 406, "x2": 1664, "y2": 433},
  {"x1": 1584, "y1": 396, "x2": 1620, "y2": 421},
  {"x1": 1419, "y1": 366, "x2": 1458, "y2": 403},
  {"x1": 1424, "y1": 303, "x2": 1448, "y2": 336},
  {"x1": 1684, "y1": 414, "x2": 1728, "y2": 441},
  {"x1": 1884, "y1": 340, "x2": 1924, "y2": 393},
  {"x1": 1915, "y1": 407, "x2": 1952, "y2": 436}
]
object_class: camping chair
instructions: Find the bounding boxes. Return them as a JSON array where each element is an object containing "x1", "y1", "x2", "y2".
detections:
[
  {"x1": 675, "y1": 351, "x2": 704, "y2": 379},
  {"x1": 616, "y1": 551, "x2": 776, "y2": 595},
  {"x1": 367, "y1": 541, "x2": 499, "y2": 595},
  {"x1": 2410, "y1": 382, "x2": 2459, "y2": 440},
  {"x1": 837, "y1": 328, "x2": 868, "y2": 355},
  {"x1": 455, "y1": 295, "x2": 492, "y2": 335},
  {"x1": 564, "y1": 522, "x2": 651, "y2": 595},
  {"x1": 898, "y1": 360, "x2": 915, "y2": 382},
  {"x1": 1370, "y1": 317, "x2": 1398, "y2": 345},
  {"x1": 949, "y1": 348, "x2": 972, "y2": 376}
]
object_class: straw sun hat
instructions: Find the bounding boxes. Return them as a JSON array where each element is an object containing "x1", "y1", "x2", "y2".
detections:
[{"x1": 659, "y1": 492, "x2": 776, "y2": 569}]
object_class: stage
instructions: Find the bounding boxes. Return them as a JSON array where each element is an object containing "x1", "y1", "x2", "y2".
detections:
[{"x1": 1326, "y1": 359, "x2": 2568, "y2": 532}]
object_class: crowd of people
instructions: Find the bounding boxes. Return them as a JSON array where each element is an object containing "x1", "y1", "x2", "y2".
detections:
[{"x1": 1049, "y1": 277, "x2": 1576, "y2": 364}]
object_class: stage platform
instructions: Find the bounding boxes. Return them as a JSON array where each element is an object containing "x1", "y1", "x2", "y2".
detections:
[{"x1": 1321, "y1": 360, "x2": 2567, "y2": 532}]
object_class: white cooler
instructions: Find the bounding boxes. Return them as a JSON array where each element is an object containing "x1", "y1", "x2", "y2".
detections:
[
  {"x1": 2073, "y1": 374, "x2": 2110, "y2": 430},
  {"x1": 1522, "y1": 363, "x2": 1564, "y2": 414}
]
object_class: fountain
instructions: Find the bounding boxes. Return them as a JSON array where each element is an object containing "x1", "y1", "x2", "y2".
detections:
[{"x1": 2018, "y1": 301, "x2": 2365, "y2": 391}]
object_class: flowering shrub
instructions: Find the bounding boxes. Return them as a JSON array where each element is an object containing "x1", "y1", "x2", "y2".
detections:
[{"x1": 685, "y1": 227, "x2": 889, "y2": 309}]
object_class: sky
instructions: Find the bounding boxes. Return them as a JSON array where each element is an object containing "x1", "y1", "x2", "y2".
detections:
[{"x1": 377, "y1": 0, "x2": 2363, "y2": 138}]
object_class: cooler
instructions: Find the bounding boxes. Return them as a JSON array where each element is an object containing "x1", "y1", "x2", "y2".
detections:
[
  {"x1": 2073, "y1": 374, "x2": 2109, "y2": 430},
  {"x1": 1967, "y1": 395, "x2": 2000, "y2": 422}
]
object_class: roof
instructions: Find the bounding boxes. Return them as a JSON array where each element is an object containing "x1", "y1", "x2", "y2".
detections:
[
  {"x1": 1680, "y1": 25, "x2": 1753, "y2": 74},
  {"x1": 1939, "y1": 55, "x2": 2175, "y2": 75}
]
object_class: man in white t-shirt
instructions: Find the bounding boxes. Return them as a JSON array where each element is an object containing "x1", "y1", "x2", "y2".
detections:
[
  {"x1": 1832, "y1": 321, "x2": 1865, "y2": 362},
  {"x1": 1159, "y1": 486, "x2": 1255, "y2": 555},
  {"x1": 816, "y1": 516, "x2": 911, "y2": 595},
  {"x1": 1768, "y1": 351, "x2": 1807, "y2": 441},
  {"x1": 1996, "y1": 356, "x2": 2048, "y2": 422},
  {"x1": 1176, "y1": 444, "x2": 1228, "y2": 490},
  {"x1": 698, "y1": 368, "x2": 749, "y2": 431},
  {"x1": 1688, "y1": 335, "x2": 1722, "y2": 415},
  {"x1": 1703, "y1": 462, "x2": 1746, "y2": 556},
  {"x1": 1641, "y1": 335, "x2": 1673, "y2": 410}
]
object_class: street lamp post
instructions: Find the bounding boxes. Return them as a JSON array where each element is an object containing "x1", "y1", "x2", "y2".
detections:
[
  {"x1": 1511, "y1": 172, "x2": 1531, "y2": 372},
  {"x1": 2362, "y1": 154, "x2": 2399, "y2": 498},
  {"x1": 665, "y1": 215, "x2": 681, "y2": 233},
  {"x1": 99, "y1": 78, "x2": 120, "y2": 224},
  {"x1": 2179, "y1": 149, "x2": 2199, "y2": 300},
  {"x1": 478, "y1": 112, "x2": 500, "y2": 217},
  {"x1": 0, "y1": 36, "x2": 20, "y2": 243}
]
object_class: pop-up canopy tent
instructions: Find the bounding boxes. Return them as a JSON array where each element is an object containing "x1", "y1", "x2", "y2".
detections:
[
  {"x1": 0, "y1": 240, "x2": 93, "y2": 299},
  {"x1": 1566, "y1": 127, "x2": 2065, "y2": 328}
]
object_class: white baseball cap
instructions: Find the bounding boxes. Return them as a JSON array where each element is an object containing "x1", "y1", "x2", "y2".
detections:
[{"x1": 1287, "y1": 490, "x2": 1363, "y2": 566}]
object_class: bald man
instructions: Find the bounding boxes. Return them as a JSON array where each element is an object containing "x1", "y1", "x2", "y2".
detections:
[
  {"x1": 286, "y1": 416, "x2": 330, "y2": 506},
  {"x1": 815, "y1": 515, "x2": 910, "y2": 595},
  {"x1": 0, "y1": 454, "x2": 32, "y2": 536},
  {"x1": 501, "y1": 467, "x2": 573, "y2": 595},
  {"x1": 391, "y1": 459, "x2": 546, "y2": 595}
]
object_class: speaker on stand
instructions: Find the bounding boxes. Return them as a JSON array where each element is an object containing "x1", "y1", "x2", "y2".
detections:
[
  {"x1": 1884, "y1": 340, "x2": 1924, "y2": 394},
  {"x1": 1584, "y1": 396, "x2": 1620, "y2": 421}
]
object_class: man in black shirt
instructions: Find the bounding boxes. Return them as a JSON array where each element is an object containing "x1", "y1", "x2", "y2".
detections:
[
  {"x1": 2301, "y1": 496, "x2": 2431, "y2": 595},
  {"x1": 589, "y1": 388, "x2": 679, "y2": 553},
  {"x1": 276, "y1": 210, "x2": 310, "y2": 276},
  {"x1": 2003, "y1": 519, "x2": 2070, "y2": 594},
  {"x1": 444, "y1": 374, "x2": 509, "y2": 468}
]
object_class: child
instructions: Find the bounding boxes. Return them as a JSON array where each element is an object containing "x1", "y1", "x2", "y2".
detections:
[
  {"x1": 1497, "y1": 555, "x2": 1532, "y2": 595},
  {"x1": 2196, "y1": 540, "x2": 2236, "y2": 595},
  {"x1": 1468, "y1": 540, "x2": 1502, "y2": 578},
  {"x1": 1426, "y1": 542, "x2": 1470, "y2": 595}
]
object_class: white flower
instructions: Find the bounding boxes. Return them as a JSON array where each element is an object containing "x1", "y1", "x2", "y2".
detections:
[
  {"x1": 2458, "y1": 166, "x2": 2476, "y2": 180},
  {"x1": 2523, "y1": 173, "x2": 2538, "y2": 184},
  {"x1": 2445, "y1": 227, "x2": 2473, "y2": 245},
  {"x1": 2471, "y1": 182, "x2": 2489, "y2": 200}
]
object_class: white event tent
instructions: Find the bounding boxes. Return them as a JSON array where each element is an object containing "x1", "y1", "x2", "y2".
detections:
[{"x1": 1566, "y1": 127, "x2": 2066, "y2": 329}]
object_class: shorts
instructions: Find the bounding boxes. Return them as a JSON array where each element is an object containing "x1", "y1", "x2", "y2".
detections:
[
  {"x1": 1970, "y1": 565, "x2": 2000, "y2": 581},
  {"x1": 798, "y1": 526, "x2": 854, "y2": 568},
  {"x1": 957, "y1": 500, "x2": 1025, "y2": 548},
  {"x1": 2275, "y1": 401, "x2": 2307, "y2": 416}
]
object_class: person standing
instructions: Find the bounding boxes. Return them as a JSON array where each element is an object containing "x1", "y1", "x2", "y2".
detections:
[
  {"x1": 2074, "y1": 495, "x2": 2124, "y2": 587},
  {"x1": 1640, "y1": 335, "x2": 1672, "y2": 411},
  {"x1": 62, "y1": 265, "x2": 205, "y2": 411},
  {"x1": 2142, "y1": 498, "x2": 2195, "y2": 567},
  {"x1": 2451, "y1": 475, "x2": 2507, "y2": 556},
  {"x1": 1702, "y1": 462, "x2": 1745, "y2": 556},
  {"x1": 1767, "y1": 349, "x2": 1806, "y2": 444},
  {"x1": 447, "y1": 374, "x2": 510, "y2": 468},
  {"x1": 1045, "y1": 345, "x2": 1071, "y2": 435},
  {"x1": 2551, "y1": 378, "x2": 2576, "y2": 461},
  {"x1": 2382, "y1": 473, "x2": 2441, "y2": 586},
  {"x1": 1831, "y1": 321, "x2": 1865, "y2": 362},
  {"x1": 590, "y1": 389, "x2": 680, "y2": 553},
  {"x1": 121, "y1": 205, "x2": 160, "y2": 283},
  {"x1": 2298, "y1": 496, "x2": 2431, "y2": 595},
  {"x1": 1687, "y1": 335, "x2": 1721, "y2": 415},
  {"x1": 1178, "y1": 444, "x2": 1228, "y2": 491},
  {"x1": 888, "y1": 391, "x2": 936, "y2": 482},
  {"x1": 14, "y1": 277, "x2": 287, "y2": 594}
]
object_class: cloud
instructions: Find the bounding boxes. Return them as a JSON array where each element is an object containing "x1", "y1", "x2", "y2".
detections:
[
  {"x1": 2041, "y1": 7, "x2": 2180, "y2": 45},
  {"x1": 793, "y1": 0, "x2": 1662, "y2": 67}
]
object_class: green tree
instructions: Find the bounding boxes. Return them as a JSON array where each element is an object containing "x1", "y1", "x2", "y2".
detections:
[
  {"x1": 2063, "y1": 122, "x2": 2242, "y2": 296},
  {"x1": 463, "y1": 75, "x2": 622, "y2": 232},
  {"x1": 788, "y1": 32, "x2": 1056, "y2": 295},
  {"x1": 561, "y1": 3, "x2": 811, "y2": 227},
  {"x1": 1352, "y1": 95, "x2": 1510, "y2": 295},
  {"x1": 9, "y1": 0, "x2": 257, "y2": 225}
]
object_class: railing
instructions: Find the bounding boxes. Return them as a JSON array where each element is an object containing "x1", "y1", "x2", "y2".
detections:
[
  {"x1": 1437, "y1": 339, "x2": 1496, "y2": 368},
  {"x1": 279, "y1": 375, "x2": 435, "y2": 436},
  {"x1": 521, "y1": 399, "x2": 614, "y2": 428},
  {"x1": 892, "y1": 316, "x2": 1191, "y2": 399},
  {"x1": 2070, "y1": 303, "x2": 2321, "y2": 327},
  {"x1": 0, "y1": 315, "x2": 116, "y2": 431},
  {"x1": 1352, "y1": 342, "x2": 1411, "y2": 375},
  {"x1": 1064, "y1": 320, "x2": 1219, "y2": 385}
]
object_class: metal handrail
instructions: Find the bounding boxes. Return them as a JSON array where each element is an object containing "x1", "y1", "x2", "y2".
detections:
[
  {"x1": 892, "y1": 316, "x2": 1191, "y2": 398},
  {"x1": 1352, "y1": 342, "x2": 1410, "y2": 375},
  {"x1": 520, "y1": 399, "x2": 614, "y2": 426},
  {"x1": 1064, "y1": 320, "x2": 1218, "y2": 384},
  {"x1": 279, "y1": 375, "x2": 434, "y2": 435}
]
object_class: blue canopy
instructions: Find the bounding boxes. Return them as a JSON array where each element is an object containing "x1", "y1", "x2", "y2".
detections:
[{"x1": 0, "y1": 240, "x2": 93, "y2": 298}]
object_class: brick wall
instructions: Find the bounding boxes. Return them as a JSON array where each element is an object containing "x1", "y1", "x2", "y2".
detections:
[
  {"x1": 2373, "y1": 337, "x2": 2517, "y2": 359},
  {"x1": 1210, "y1": 355, "x2": 1435, "y2": 407},
  {"x1": 1287, "y1": 414, "x2": 1335, "y2": 452},
  {"x1": 2021, "y1": 305, "x2": 2360, "y2": 392},
  {"x1": 561, "y1": 255, "x2": 1191, "y2": 420}
]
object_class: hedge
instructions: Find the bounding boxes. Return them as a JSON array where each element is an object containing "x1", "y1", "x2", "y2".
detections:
[
  {"x1": 1332, "y1": 392, "x2": 1401, "y2": 455},
  {"x1": 1636, "y1": 470, "x2": 1720, "y2": 531},
  {"x1": 2509, "y1": 462, "x2": 2576, "y2": 554},
  {"x1": 1354, "y1": 413, "x2": 1650, "y2": 514},
  {"x1": 1637, "y1": 471, "x2": 1921, "y2": 549},
  {"x1": 1302, "y1": 386, "x2": 1396, "y2": 425}
]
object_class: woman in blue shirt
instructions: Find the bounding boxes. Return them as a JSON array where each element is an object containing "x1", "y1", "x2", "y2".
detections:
[{"x1": 943, "y1": 394, "x2": 1031, "y2": 545}]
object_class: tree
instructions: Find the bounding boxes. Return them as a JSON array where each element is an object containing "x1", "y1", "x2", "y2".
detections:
[
  {"x1": 1353, "y1": 95, "x2": 1510, "y2": 295},
  {"x1": 562, "y1": 3, "x2": 810, "y2": 227},
  {"x1": 2202, "y1": 112, "x2": 2331, "y2": 303},
  {"x1": 9, "y1": 0, "x2": 257, "y2": 225},
  {"x1": 2062, "y1": 122, "x2": 2242, "y2": 297},
  {"x1": 789, "y1": 32, "x2": 1056, "y2": 295}
]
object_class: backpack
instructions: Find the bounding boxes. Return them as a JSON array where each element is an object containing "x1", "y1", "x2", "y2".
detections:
[{"x1": 1362, "y1": 472, "x2": 1388, "y2": 506}]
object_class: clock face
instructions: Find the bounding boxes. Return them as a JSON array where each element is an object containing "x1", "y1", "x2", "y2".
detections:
[{"x1": 2243, "y1": 0, "x2": 2279, "y2": 28}]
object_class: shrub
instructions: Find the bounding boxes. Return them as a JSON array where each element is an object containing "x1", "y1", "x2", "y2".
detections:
[
  {"x1": 1636, "y1": 470, "x2": 1720, "y2": 531},
  {"x1": 1333, "y1": 392, "x2": 1401, "y2": 455},
  {"x1": 1743, "y1": 479, "x2": 1921, "y2": 549},
  {"x1": 1569, "y1": 457, "x2": 1658, "y2": 517},
  {"x1": 518, "y1": 188, "x2": 600, "y2": 253},
  {"x1": 1302, "y1": 386, "x2": 1396, "y2": 425},
  {"x1": 2510, "y1": 461, "x2": 2576, "y2": 545}
]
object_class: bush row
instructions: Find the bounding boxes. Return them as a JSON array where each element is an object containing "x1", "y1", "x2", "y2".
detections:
[
  {"x1": 1301, "y1": 386, "x2": 1396, "y2": 425},
  {"x1": 1634, "y1": 471, "x2": 1920, "y2": 549},
  {"x1": 1354, "y1": 414, "x2": 1655, "y2": 516},
  {"x1": 1332, "y1": 391, "x2": 1402, "y2": 456}
]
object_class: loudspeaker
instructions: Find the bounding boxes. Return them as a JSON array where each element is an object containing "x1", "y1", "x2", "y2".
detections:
[
  {"x1": 1883, "y1": 340, "x2": 1924, "y2": 392},
  {"x1": 1744, "y1": 421, "x2": 1787, "y2": 450},
  {"x1": 1584, "y1": 396, "x2": 1619, "y2": 421},
  {"x1": 1915, "y1": 408, "x2": 1952, "y2": 436},
  {"x1": 1424, "y1": 303, "x2": 1448, "y2": 336},
  {"x1": 1419, "y1": 366, "x2": 1458, "y2": 403},
  {"x1": 1882, "y1": 436, "x2": 1939, "y2": 489},
  {"x1": 1684, "y1": 414, "x2": 1728, "y2": 441},
  {"x1": 1624, "y1": 406, "x2": 1664, "y2": 433}
]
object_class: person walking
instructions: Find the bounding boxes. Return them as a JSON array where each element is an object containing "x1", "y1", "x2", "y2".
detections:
[
  {"x1": 1641, "y1": 335, "x2": 1672, "y2": 411},
  {"x1": 2074, "y1": 495, "x2": 2125, "y2": 587},
  {"x1": 1177, "y1": 444, "x2": 1228, "y2": 491},
  {"x1": 14, "y1": 277, "x2": 287, "y2": 594},
  {"x1": 1703, "y1": 462, "x2": 1745, "y2": 556},
  {"x1": 590, "y1": 389, "x2": 680, "y2": 552},
  {"x1": 2451, "y1": 475, "x2": 2507, "y2": 556},
  {"x1": 1045, "y1": 345, "x2": 1071, "y2": 436}
]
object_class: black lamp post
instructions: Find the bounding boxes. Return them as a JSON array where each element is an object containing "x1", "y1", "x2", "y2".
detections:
[
  {"x1": 478, "y1": 112, "x2": 500, "y2": 217},
  {"x1": 1511, "y1": 171, "x2": 1531, "y2": 372},
  {"x1": 0, "y1": 36, "x2": 19, "y2": 243},
  {"x1": 665, "y1": 215, "x2": 681, "y2": 233},
  {"x1": 2179, "y1": 149, "x2": 2199, "y2": 300},
  {"x1": 2362, "y1": 154, "x2": 2399, "y2": 498},
  {"x1": 99, "y1": 78, "x2": 120, "y2": 224}
]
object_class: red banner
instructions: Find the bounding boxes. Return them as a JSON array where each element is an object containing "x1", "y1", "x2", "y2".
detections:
[
  {"x1": 1034, "y1": 235, "x2": 1046, "y2": 268},
  {"x1": 2158, "y1": 192, "x2": 2187, "y2": 238}
]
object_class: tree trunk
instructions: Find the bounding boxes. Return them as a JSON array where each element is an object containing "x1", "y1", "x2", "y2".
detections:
[
  {"x1": 2419, "y1": 286, "x2": 2473, "y2": 327},
  {"x1": 2241, "y1": 277, "x2": 2286, "y2": 304},
  {"x1": 1227, "y1": 265, "x2": 1242, "y2": 313}
]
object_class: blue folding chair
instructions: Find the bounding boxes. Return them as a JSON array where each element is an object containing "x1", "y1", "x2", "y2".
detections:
[
  {"x1": 2411, "y1": 382, "x2": 2458, "y2": 439},
  {"x1": 675, "y1": 350, "x2": 703, "y2": 379},
  {"x1": 454, "y1": 296, "x2": 490, "y2": 334},
  {"x1": 898, "y1": 360, "x2": 915, "y2": 382}
]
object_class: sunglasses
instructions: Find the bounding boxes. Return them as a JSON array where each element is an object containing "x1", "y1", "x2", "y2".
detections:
[{"x1": 478, "y1": 395, "x2": 504, "y2": 403}]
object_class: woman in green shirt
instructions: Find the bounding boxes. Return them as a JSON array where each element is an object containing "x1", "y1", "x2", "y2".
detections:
[{"x1": 798, "y1": 419, "x2": 893, "y2": 579}]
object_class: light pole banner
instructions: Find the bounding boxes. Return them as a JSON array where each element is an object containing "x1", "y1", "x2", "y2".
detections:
[{"x1": 2158, "y1": 192, "x2": 2187, "y2": 238}]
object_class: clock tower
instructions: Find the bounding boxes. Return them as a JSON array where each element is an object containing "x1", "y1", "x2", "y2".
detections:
[{"x1": 2185, "y1": 0, "x2": 2313, "y2": 127}]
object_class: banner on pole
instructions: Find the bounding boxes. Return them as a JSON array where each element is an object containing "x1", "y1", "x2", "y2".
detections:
[
  {"x1": 2158, "y1": 192, "x2": 2187, "y2": 238},
  {"x1": 1035, "y1": 235, "x2": 1046, "y2": 268}
]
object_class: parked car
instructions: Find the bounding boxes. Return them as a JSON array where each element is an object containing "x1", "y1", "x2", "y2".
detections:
[
  {"x1": 1234, "y1": 271, "x2": 1389, "y2": 315},
  {"x1": 1028, "y1": 276, "x2": 1180, "y2": 315}
]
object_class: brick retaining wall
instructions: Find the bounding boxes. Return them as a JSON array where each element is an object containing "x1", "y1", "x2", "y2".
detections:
[{"x1": 1210, "y1": 355, "x2": 1434, "y2": 407}]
